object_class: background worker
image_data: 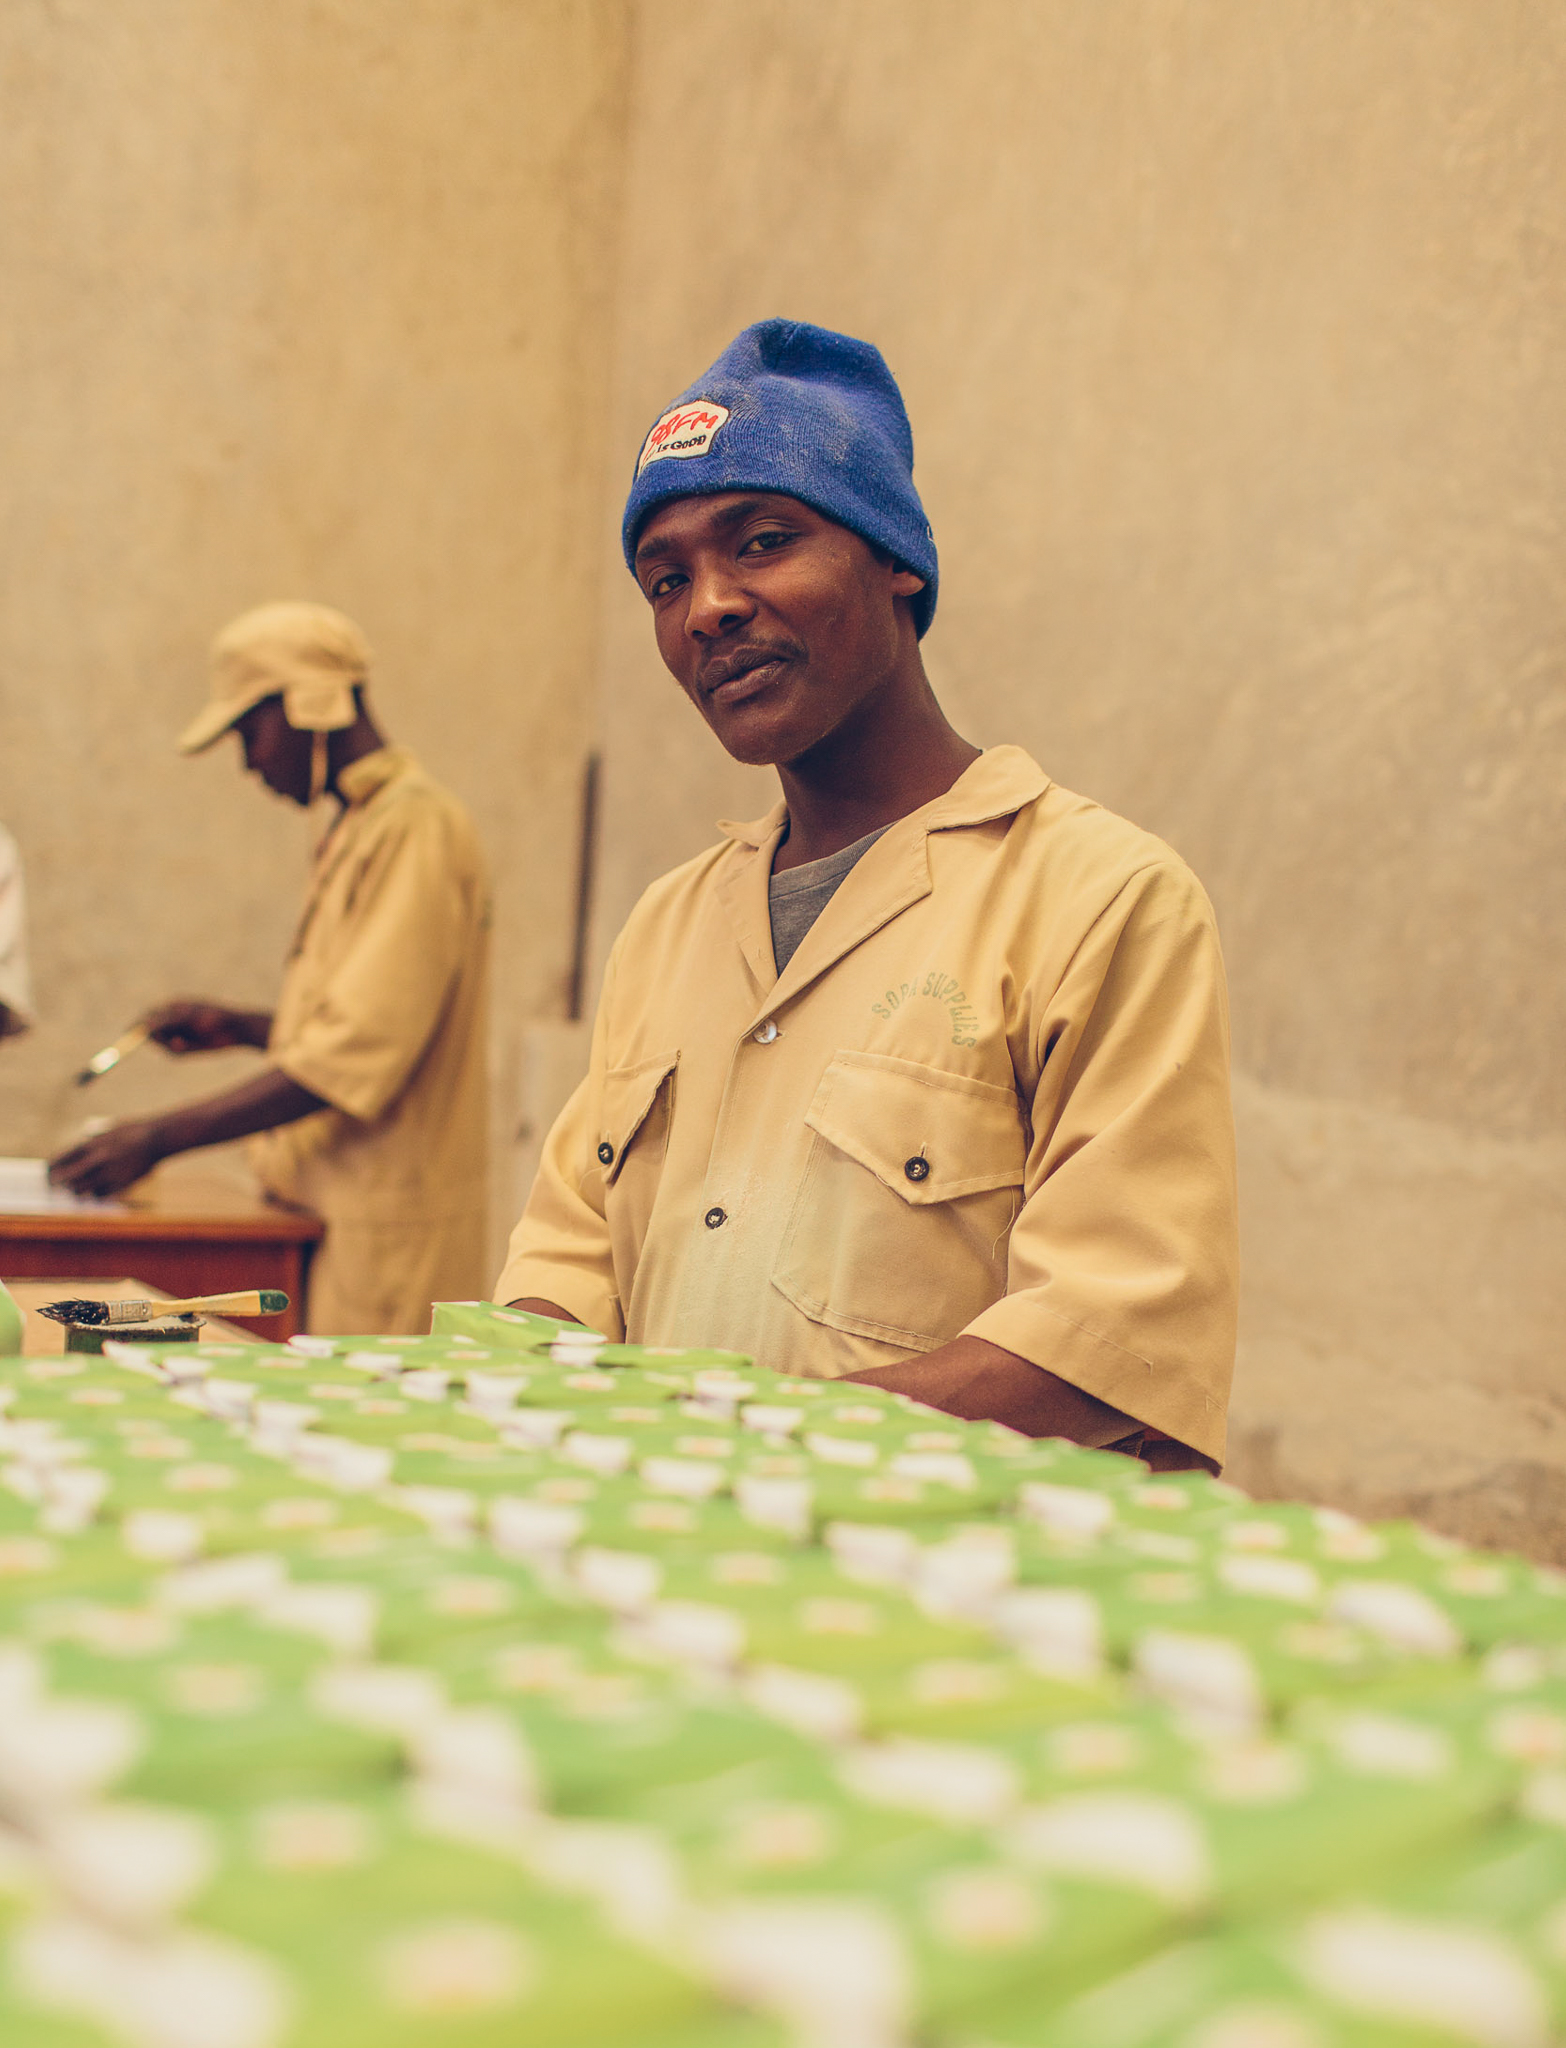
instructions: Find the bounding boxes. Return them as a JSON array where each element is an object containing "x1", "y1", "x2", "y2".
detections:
[
  {"x1": 50, "y1": 602, "x2": 490, "y2": 1335},
  {"x1": 499, "y1": 320, "x2": 1239, "y2": 1470}
]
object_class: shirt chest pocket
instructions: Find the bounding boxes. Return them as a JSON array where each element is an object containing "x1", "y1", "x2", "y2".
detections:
[
  {"x1": 596, "y1": 1051, "x2": 678, "y2": 1275},
  {"x1": 772, "y1": 1050, "x2": 1026, "y2": 1352}
]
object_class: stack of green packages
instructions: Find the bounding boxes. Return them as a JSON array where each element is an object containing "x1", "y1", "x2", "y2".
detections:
[{"x1": 4, "y1": 1300, "x2": 1566, "y2": 2047}]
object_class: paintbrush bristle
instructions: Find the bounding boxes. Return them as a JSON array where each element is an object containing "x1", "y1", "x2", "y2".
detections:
[{"x1": 38, "y1": 1299, "x2": 111, "y2": 1325}]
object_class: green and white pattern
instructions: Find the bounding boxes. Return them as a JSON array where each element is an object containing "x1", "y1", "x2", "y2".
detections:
[{"x1": 4, "y1": 1304, "x2": 1566, "y2": 2046}]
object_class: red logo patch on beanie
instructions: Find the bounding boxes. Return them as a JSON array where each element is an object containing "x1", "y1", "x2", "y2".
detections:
[{"x1": 637, "y1": 399, "x2": 731, "y2": 475}]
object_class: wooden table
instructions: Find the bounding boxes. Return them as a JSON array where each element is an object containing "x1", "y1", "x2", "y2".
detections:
[
  {"x1": 4, "y1": 1277, "x2": 254, "y2": 1354},
  {"x1": 0, "y1": 1171, "x2": 321, "y2": 1339}
]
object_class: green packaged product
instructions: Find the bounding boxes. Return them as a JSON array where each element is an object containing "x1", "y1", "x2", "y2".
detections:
[
  {"x1": 1167, "y1": 1715, "x2": 1507, "y2": 1918},
  {"x1": 430, "y1": 1301, "x2": 599, "y2": 1349},
  {"x1": 114, "y1": 1789, "x2": 710, "y2": 2048},
  {"x1": 428, "y1": 1637, "x2": 816, "y2": 1817},
  {"x1": 0, "y1": 1523, "x2": 159, "y2": 1608},
  {"x1": 39, "y1": 1609, "x2": 406, "y2": 1810},
  {"x1": 716, "y1": 1563, "x2": 995, "y2": 1688},
  {"x1": 346, "y1": 1549, "x2": 564, "y2": 1662},
  {"x1": 568, "y1": 1488, "x2": 805, "y2": 1563},
  {"x1": 645, "y1": 1747, "x2": 1116, "y2": 2031},
  {"x1": 1359, "y1": 1821, "x2": 1566, "y2": 2034},
  {"x1": 0, "y1": 1964, "x2": 113, "y2": 2048},
  {"x1": 4, "y1": 1355, "x2": 193, "y2": 1414},
  {"x1": 1324, "y1": 1546, "x2": 1566, "y2": 1658},
  {"x1": 979, "y1": 1929, "x2": 1480, "y2": 2048}
]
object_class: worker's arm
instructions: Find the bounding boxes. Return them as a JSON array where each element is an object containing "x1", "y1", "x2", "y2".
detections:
[
  {"x1": 143, "y1": 999, "x2": 274, "y2": 1053},
  {"x1": 846, "y1": 1335, "x2": 1139, "y2": 1442},
  {"x1": 48, "y1": 1067, "x2": 324, "y2": 1198},
  {"x1": 848, "y1": 1336, "x2": 1209, "y2": 1468}
]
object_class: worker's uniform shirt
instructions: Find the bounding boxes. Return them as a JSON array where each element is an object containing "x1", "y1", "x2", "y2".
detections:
[
  {"x1": 498, "y1": 746, "x2": 1238, "y2": 1465},
  {"x1": 250, "y1": 746, "x2": 490, "y2": 1335}
]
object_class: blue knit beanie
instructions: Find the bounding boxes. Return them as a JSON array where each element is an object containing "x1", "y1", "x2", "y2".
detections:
[{"x1": 622, "y1": 319, "x2": 938, "y2": 636}]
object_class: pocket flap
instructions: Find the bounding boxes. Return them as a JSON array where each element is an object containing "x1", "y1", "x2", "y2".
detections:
[
  {"x1": 803, "y1": 1050, "x2": 1025, "y2": 1205},
  {"x1": 598, "y1": 1050, "x2": 679, "y2": 1182}
]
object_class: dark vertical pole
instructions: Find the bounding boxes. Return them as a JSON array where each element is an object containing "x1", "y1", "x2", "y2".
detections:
[{"x1": 566, "y1": 751, "x2": 600, "y2": 1023}]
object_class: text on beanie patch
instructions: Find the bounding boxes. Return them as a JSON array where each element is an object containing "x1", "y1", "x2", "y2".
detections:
[{"x1": 637, "y1": 400, "x2": 731, "y2": 475}]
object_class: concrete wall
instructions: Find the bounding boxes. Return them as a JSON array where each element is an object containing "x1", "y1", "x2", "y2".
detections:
[
  {"x1": 592, "y1": 0, "x2": 1566, "y2": 1551},
  {"x1": 0, "y1": 0, "x2": 626, "y2": 1261}
]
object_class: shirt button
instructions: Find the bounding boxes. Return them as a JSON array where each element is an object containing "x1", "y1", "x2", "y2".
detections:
[
  {"x1": 704, "y1": 1206, "x2": 727, "y2": 1229},
  {"x1": 904, "y1": 1156, "x2": 930, "y2": 1183},
  {"x1": 753, "y1": 1020, "x2": 779, "y2": 1044},
  {"x1": 597, "y1": 1141, "x2": 615, "y2": 1166}
]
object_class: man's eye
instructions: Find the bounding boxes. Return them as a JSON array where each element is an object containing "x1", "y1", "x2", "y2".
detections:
[
  {"x1": 646, "y1": 570, "x2": 685, "y2": 600},
  {"x1": 741, "y1": 529, "x2": 791, "y2": 555}
]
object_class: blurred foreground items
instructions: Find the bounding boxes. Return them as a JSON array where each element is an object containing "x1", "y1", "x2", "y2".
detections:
[{"x1": 5, "y1": 1304, "x2": 1566, "y2": 2045}]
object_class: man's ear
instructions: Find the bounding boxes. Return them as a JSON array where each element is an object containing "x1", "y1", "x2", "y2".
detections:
[{"x1": 890, "y1": 563, "x2": 927, "y2": 599}]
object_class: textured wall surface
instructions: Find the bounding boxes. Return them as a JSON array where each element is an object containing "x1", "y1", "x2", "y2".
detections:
[
  {"x1": 592, "y1": 0, "x2": 1566, "y2": 1549},
  {"x1": 0, "y1": 0, "x2": 626, "y2": 1260}
]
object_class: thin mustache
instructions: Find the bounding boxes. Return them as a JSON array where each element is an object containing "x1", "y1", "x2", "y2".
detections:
[{"x1": 698, "y1": 644, "x2": 798, "y2": 695}]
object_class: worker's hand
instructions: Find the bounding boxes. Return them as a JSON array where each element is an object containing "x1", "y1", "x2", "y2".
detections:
[
  {"x1": 143, "y1": 1000, "x2": 270, "y2": 1054},
  {"x1": 48, "y1": 1120, "x2": 166, "y2": 1198}
]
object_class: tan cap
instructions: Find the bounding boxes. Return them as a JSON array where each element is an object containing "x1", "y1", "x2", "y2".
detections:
[{"x1": 177, "y1": 601, "x2": 372, "y2": 755}]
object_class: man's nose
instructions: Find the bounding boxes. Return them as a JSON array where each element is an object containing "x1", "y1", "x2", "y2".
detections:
[{"x1": 684, "y1": 560, "x2": 755, "y2": 639}]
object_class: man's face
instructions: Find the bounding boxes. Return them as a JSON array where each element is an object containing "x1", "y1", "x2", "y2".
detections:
[
  {"x1": 233, "y1": 697, "x2": 312, "y2": 804},
  {"x1": 632, "y1": 492, "x2": 926, "y2": 766}
]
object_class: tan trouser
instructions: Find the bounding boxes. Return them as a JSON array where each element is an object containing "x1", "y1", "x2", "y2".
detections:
[{"x1": 306, "y1": 1209, "x2": 486, "y2": 1336}]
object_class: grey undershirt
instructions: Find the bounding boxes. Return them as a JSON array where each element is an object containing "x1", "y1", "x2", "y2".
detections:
[{"x1": 768, "y1": 824, "x2": 891, "y2": 975}]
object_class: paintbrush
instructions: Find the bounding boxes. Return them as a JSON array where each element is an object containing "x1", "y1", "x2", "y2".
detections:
[
  {"x1": 37, "y1": 1289, "x2": 291, "y2": 1327},
  {"x1": 75, "y1": 1022, "x2": 152, "y2": 1086}
]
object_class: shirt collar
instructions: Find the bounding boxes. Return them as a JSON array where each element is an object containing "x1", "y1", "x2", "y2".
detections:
[
  {"x1": 715, "y1": 744, "x2": 1050, "y2": 850},
  {"x1": 335, "y1": 744, "x2": 418, "y2": 808}
]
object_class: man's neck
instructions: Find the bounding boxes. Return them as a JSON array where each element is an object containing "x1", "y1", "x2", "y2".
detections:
[
  {"x1": 773, "y1": 677, "x2": 980, "y2": 871},
  {"x1": 324, "y1": 713, "x2": 388, "y2": 799}
]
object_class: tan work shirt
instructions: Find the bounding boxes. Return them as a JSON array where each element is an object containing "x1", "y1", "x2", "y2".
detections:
[
  {"x1": 498, "y1": 747, "x2": 1237, "y2": 1464},
  {"x1": 250, "y1": 746, "x2": 490, "y2": 1334}
]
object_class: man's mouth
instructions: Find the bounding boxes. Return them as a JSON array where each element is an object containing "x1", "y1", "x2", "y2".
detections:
[{"x1": 700, "y1": 648, "x2": 792, "y2": 703}]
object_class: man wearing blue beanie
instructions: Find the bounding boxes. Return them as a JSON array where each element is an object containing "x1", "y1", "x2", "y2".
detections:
[{"x1": 498, "y1": 319, "x2": 1238, "y2": 1471}]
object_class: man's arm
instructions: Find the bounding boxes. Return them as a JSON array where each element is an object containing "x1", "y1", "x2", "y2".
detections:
[
  {"x1": 49, "y1": 1068, "x2": 324, "y2": 1198},
  {"x1": 505, "y1": 1295, "x2": 1135, "y2": 1443},
  {"x1": 846, "y1": 1334, "x2": 1136, "y2": 1440},
  {"x1": 143, "y1": 999, "x2": 274, "y2": 1053},
  {"x1": 847, "y1": 1335, "x2": 1206, "y2": 1468}
]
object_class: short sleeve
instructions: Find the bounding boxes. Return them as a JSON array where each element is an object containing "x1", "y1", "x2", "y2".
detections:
[{"x1": 963, "y1": 858, "x2": 1239, "y2": 1464}]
